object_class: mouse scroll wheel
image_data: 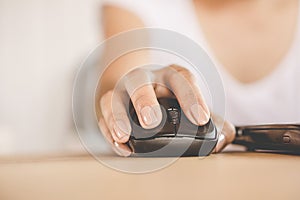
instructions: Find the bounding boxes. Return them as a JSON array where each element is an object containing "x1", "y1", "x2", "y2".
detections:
[{"x1": 167, "y1": 108, "x2": 180, "y2": 125}]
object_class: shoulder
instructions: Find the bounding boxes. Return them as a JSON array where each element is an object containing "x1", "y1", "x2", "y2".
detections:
[
  {"x1": 101, "y1": 2, "x2": 145, "y2": 38},
  {"x1": 100, "y1": 0, "x2": 191, "y2": 28}
]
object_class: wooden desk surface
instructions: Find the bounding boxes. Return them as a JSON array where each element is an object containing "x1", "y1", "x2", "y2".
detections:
[{"x1": 0, "y1": 152, "x2": 299, "y2": 200}]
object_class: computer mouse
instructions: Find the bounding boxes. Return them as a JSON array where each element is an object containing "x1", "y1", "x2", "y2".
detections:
[{"x1": 127, "y1": 98, "x2": 218, "y2": 157}]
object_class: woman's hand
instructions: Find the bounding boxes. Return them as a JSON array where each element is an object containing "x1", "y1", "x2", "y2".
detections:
[{"x1": 98, "y1": 65, "x2": 235, "y2": 156}]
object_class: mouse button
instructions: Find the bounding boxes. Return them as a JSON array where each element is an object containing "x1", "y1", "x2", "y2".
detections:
[
  {"x1": 156, "y1": 121, "x2": 176, "y2": 136},
  {"x1": 196, "y1": 123, "x2": 217, "y2": 139},
  {"x1": 176, "y1": 114, "x2": 200, "y2": 138},
  {"x1": 130, "y1": 125, "x2": 175, "y2": 140},
  {"x1": 130, "y1": 125, "x2": 164, "y2": 140},
  {"x1": 177, "y1": 117, "x2": 216, "y2": 139},
  {"x1": 196, "y1": 120, "x2": 215, "y2": 135}
]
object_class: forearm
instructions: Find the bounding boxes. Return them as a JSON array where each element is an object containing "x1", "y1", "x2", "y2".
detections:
[
  {"x1": 97, "y1": 50, "x2": 149, "y2": 97},
  {"x1": 96, "y1": 4, "x2": 147, "y2": 115}
]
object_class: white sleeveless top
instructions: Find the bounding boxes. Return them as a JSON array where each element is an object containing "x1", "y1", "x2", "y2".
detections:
[{"x1": 102, "y1": 0, "x2": 300, "y2": 126}]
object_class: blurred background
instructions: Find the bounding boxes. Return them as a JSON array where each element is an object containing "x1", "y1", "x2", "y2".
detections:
[
  {"x1": 2, "y1": 0, "x2": 299, "y2": 158},
  {"x1": 0, "y1": 0, "x2": 104, "y2": 156}
]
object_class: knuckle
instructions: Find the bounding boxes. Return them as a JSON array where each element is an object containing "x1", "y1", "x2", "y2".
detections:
[
  {"x1": 100, "y1": 90, "x2": 113, "y2": 108},
  {"x1": 184, "y1": 90, "x2": 198, "y2": 101},
  {"x1": 168, "y1": 65, "x2": 195, "y2": 81},
  {"x1": 102, "y1": 90, "x2": 113, "y2": 101},
  {"x1": 133, "y1": 94, "x2": 154, "y2": 109},
  {"x1": 125, "y1": 68, "x2": 147, "y2": 79},
  {"x1": 181, "y1": 70, "x2": 195, "y2": 81},
  {"x1": 182, "y1": 87, "x2": 203, "y2": 103},
  {"x1": 169, "y1": 64, "x2": 190, "y2": 74},
  {"x1": 169, "y1": 64, "x2": 186, "y2": 72},
  {"x1": 124, "y1": 68, "x2": 153, "y2": 96}
]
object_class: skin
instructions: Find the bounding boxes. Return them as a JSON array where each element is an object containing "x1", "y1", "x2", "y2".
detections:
[
  {"x1": 194, "y1": 0, "x2": 299, "y2": 83},
  {"x1": 97, "y1": 0, "x2": 298, "y2": 156}
]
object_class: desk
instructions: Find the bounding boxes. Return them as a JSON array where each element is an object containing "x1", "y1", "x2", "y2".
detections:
[{"x1": 0, "y1": 152, "x2": 299, "y2": 200}]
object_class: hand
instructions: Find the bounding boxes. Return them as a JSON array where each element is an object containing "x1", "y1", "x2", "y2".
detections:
[{"x1": 98, "y1": 65, "x2": 235, "y2": 156}]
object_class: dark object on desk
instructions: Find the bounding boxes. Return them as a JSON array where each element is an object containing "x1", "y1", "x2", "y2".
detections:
[
  {"x1": 127, "y1": 98, "x2": 218, "y2": 157},
  {"x1": 234, "y1": 124, "x2": 300, "y2": 154}
]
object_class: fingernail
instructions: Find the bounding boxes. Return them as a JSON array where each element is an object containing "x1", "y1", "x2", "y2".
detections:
[
  {"x1": 140, "y1": 105, "x2": 160, "y2": 127},
  {"x1": 113, "y1": 120, "x2": 131, "y2": 139},
  {"x1": 190, "y1": 104, "x2": 209, "y2": 125},
  {"x1": 113, "y1": 141, "x2": 131, "y2": 157}
]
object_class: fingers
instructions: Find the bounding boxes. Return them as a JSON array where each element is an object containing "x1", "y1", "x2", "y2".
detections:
[
  {"x1": 212, "y1": 115, "x2": 236, "y2": 153},
  {"x1": 156, "y1": 65, "x2": 210, "y2": 126},
  {"x1": 123, "y1": 69, "x2": 162, "y2": 129},
  {"x1": 98, "y1": 117, "x2": 131, "y2": 157},
  {"x1": 100, "y1": 90, "x2": 131, "y2": 144}
]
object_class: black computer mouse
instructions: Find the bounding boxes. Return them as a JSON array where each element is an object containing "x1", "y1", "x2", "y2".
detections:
[{"x1": 127, "y1": 98, "x2": 218, "y2": 157}]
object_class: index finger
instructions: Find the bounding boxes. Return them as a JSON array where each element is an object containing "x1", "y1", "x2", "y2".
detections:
[{"x1": 123, "y1": 68, "x2": 162, "y2": 129}]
